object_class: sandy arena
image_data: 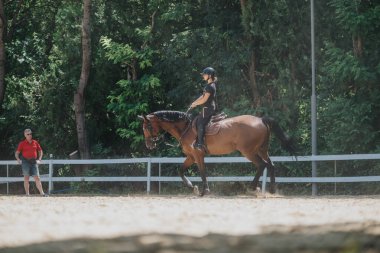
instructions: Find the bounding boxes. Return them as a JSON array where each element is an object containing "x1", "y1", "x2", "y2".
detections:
[{"x1": 0, "y1": 195, "x2": 380, "y2": 252}]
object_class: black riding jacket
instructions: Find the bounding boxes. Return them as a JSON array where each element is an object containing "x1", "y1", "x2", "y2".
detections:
[{"x1": 202, "y1": 82, "x2": 217, "y2": 113}]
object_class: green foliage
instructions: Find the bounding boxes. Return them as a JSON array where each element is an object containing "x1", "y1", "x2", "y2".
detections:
[
  {"x1": 319, "y1": 91, "x2": 380, "y2": 154},
  {"x1": 322, "y1": 43, "x2": 373, "y2": 87},
  {"x1": 329, "y1": 0, "x2": 380, "y2": 36},
  {"x1": 0, "y1": 0, "x2": 379, "y2": 195},
  {"x1": 101, "y1": 37, "x2": 164, "y2": 149}
]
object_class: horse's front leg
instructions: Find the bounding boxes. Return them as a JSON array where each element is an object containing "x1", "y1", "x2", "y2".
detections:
[
  {"x1": 179, "y1": 156, "x2": 196, "y2": 191},
  {"x1": 197, "y1": 160, "x2": 210, "y2": 196}
]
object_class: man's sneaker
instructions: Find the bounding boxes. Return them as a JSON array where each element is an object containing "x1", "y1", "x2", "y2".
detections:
[{"x1": 41, "y1": 193, "x2": 49, "y2": 197}]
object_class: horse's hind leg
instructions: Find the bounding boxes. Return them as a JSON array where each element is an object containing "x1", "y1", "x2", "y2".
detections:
[
  {"x1": 245, "y1": 154, "x2": 266, "y2": 192},
  {"x1": 258, "y1": 151, "x2": 276, "y2": 194},
  {"x1": 180, "y1": 156, "x2": 195, "y2": 190},
  {"x1": 266, "y1": 157, "x2": 276, "y2": 194}
]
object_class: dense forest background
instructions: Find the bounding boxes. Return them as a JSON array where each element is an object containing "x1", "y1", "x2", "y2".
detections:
[{"x1": 0, "y1": 1, "x2": 379, "y2": 163}]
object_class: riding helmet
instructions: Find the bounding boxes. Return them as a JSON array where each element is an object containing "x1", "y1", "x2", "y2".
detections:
[{"x1": 201, "y1": 67, "x2": 216, "y2": 78}]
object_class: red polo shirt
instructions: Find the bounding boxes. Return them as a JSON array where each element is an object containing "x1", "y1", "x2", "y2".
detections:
[{"x1": 16, "y1": 139, "x2": 42, "y2": 159}]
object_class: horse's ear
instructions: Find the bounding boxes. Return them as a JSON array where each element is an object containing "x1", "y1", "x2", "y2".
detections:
[{"x1": 138, "y1": 115, "x2": 146, "y2": 121}]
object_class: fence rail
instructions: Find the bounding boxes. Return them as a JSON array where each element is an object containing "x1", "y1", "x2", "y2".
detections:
[{"x1": 1, "y1": 154, "x2": 380, "y2": 195}]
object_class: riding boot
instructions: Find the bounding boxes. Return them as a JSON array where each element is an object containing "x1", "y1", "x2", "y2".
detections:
[{"x1": 195, "y1": 125, "x2": 206, "y2": 151}]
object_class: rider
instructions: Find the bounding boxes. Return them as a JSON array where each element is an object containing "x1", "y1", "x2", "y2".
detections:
[{"x1": 190, "y1": 67, "x2": 218, "y2": 151}]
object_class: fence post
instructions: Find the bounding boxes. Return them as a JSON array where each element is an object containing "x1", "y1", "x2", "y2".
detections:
[
  {"x1": 158, "y1": 163, "x2": 161, "y2": 195},
  {"x1": 147, "y1": 158, "x2": 151, "y2": 194},
  {"x1": 334, "y1": 160, "x2": 337, "y2": 194},
  {"x1": 6, "y1": 164, "x2": 9, "y2": 195},
  {"x1": 262, "y1": 167, "x2": 267, "y2": 194},
  {"x1": 48, "y1": 154, "x2": 53, "y2": 194}
]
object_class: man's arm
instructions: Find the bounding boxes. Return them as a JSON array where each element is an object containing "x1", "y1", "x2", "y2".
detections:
[
  {"x1": 15, "y1": 151, "x2": 21, "y2": 164},
  {"x1": 37, "y1": 150, "x2": 43, "y2": 163}
]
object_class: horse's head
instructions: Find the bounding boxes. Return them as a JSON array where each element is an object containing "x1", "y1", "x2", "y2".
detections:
[
  {"x1": 138, "y1": 114, "x2": 161, "y2": 150},
  {"x1": 139, "y1": 110, "x2": 191, "y2": 150}
]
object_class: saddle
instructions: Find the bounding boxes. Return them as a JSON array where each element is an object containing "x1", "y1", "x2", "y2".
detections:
[{"x1": 191, "y1": 112, "x2": 228, "y2": 136}]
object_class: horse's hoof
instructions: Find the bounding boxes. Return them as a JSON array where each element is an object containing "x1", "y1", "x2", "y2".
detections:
[
  {"x1": 247, "y1": 189, "x2": 255, "y2": 195},
  {"x1": 247, "y1": 187, "x2": 261, "y2": 197},
  {"x1": 193, "y1": 185, "x2": 199, "y2": 195},
  {"x1": 199, "y1": 188, "x2": 210, "y2": 197}
]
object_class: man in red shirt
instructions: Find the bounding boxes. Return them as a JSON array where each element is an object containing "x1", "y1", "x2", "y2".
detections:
[{"x1": 15, "y1": 129, "x2": 47, "y2": 196}]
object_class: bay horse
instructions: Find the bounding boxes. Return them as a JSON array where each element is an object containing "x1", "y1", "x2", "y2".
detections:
[{"x1": 139, "y1": 111, "x2": 295, "y2": 196}]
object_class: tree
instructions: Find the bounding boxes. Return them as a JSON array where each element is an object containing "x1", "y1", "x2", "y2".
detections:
[
  {"x1": 240, "y1": 0, "x2": 261, "y2": 108},
  {"x1": 74, "y1": 0, "x2": 91, "y2": 167},
  {"x1": 0, "y1": 0, "x2": 5, "y2": 108},
  {"x1": 0, "y1": 0, "x2": 378, "y2": 163}
]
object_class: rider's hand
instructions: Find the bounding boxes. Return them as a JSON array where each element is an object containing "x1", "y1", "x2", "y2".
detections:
[
  {"x1": 190, "y1": 103, "x2": 197, "y2": 108},
  {"x1": 37, "y1": 160, "x2": 42, "y2": 164},
  {"x1": 16, "y1": 159, "x2": 21, "y2": 165}
]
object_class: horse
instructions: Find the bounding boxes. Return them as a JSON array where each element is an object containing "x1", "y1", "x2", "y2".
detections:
[{"x1": 138, "y1": 110, "x2": 296, "y2": 196}]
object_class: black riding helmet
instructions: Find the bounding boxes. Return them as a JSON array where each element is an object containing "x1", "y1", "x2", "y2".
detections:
[{"x1": 201, "y1": 67, "x2": 216, "y2": 78}]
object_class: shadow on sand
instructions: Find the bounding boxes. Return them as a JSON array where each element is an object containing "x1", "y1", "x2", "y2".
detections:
[{"x1": 1, "y1": 222, "x2": 379, "y2": 253}]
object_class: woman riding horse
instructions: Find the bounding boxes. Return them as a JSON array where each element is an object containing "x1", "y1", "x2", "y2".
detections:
[{"x1": 190, "y1": 67, "x2": 217, "y2": 151}]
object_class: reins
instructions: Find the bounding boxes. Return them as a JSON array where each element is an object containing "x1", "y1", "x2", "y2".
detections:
[{"x1": 164, "y1": 115, "x2": 192, "y2": 147}]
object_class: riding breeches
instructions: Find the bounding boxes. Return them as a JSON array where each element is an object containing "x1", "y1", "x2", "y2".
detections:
[{"x1": 196, "y1": 107, "x2": 215, "y2": 145}]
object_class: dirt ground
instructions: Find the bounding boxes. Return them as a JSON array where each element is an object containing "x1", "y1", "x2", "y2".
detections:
[{"x1": 0, "y1": 195, "x2": 380, "y2": 252}]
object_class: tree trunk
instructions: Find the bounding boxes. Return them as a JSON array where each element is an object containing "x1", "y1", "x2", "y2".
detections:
[
  {"x1": 0, "y1": 0, "x2": 5, "y2": 108},
  {"x1": 240, "y1": 0, "x2": 261, "y2": 108},
  {"x1": 352, "y1": 34, "x2": 363, "y2": 58},
  {"x1": 248, "y1": 52, "x2": 261, "y2": 108},
  {"x1": 74, "y1": 0, "x2": 91, "y2": 173},
  {"x1": 5, "y1": 0, "x2": 24, "y2": 42}
]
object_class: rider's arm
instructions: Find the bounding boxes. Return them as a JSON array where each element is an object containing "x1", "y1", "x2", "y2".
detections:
[{"x1": 191, "y1": 92, "x2": 210, "y2": 108}]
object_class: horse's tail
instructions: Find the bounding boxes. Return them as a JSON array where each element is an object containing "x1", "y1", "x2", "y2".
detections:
[{"x1": 262, "y1": 116, "x2": 297, "y2": 157}]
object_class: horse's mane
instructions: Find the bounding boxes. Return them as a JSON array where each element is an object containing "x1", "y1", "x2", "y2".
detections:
[{"x1": 153, "y1": 110, "x2": 189, "y2": 122}]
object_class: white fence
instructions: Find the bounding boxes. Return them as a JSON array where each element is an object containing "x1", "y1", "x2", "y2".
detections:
[{"x1": 1, "y1": 154, "x2": 380, "y2": 195}]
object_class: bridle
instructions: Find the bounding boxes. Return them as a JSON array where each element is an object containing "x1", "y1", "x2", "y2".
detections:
[{"x1": 143, "y1": 120, "x2": 162, "y2": 144}]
